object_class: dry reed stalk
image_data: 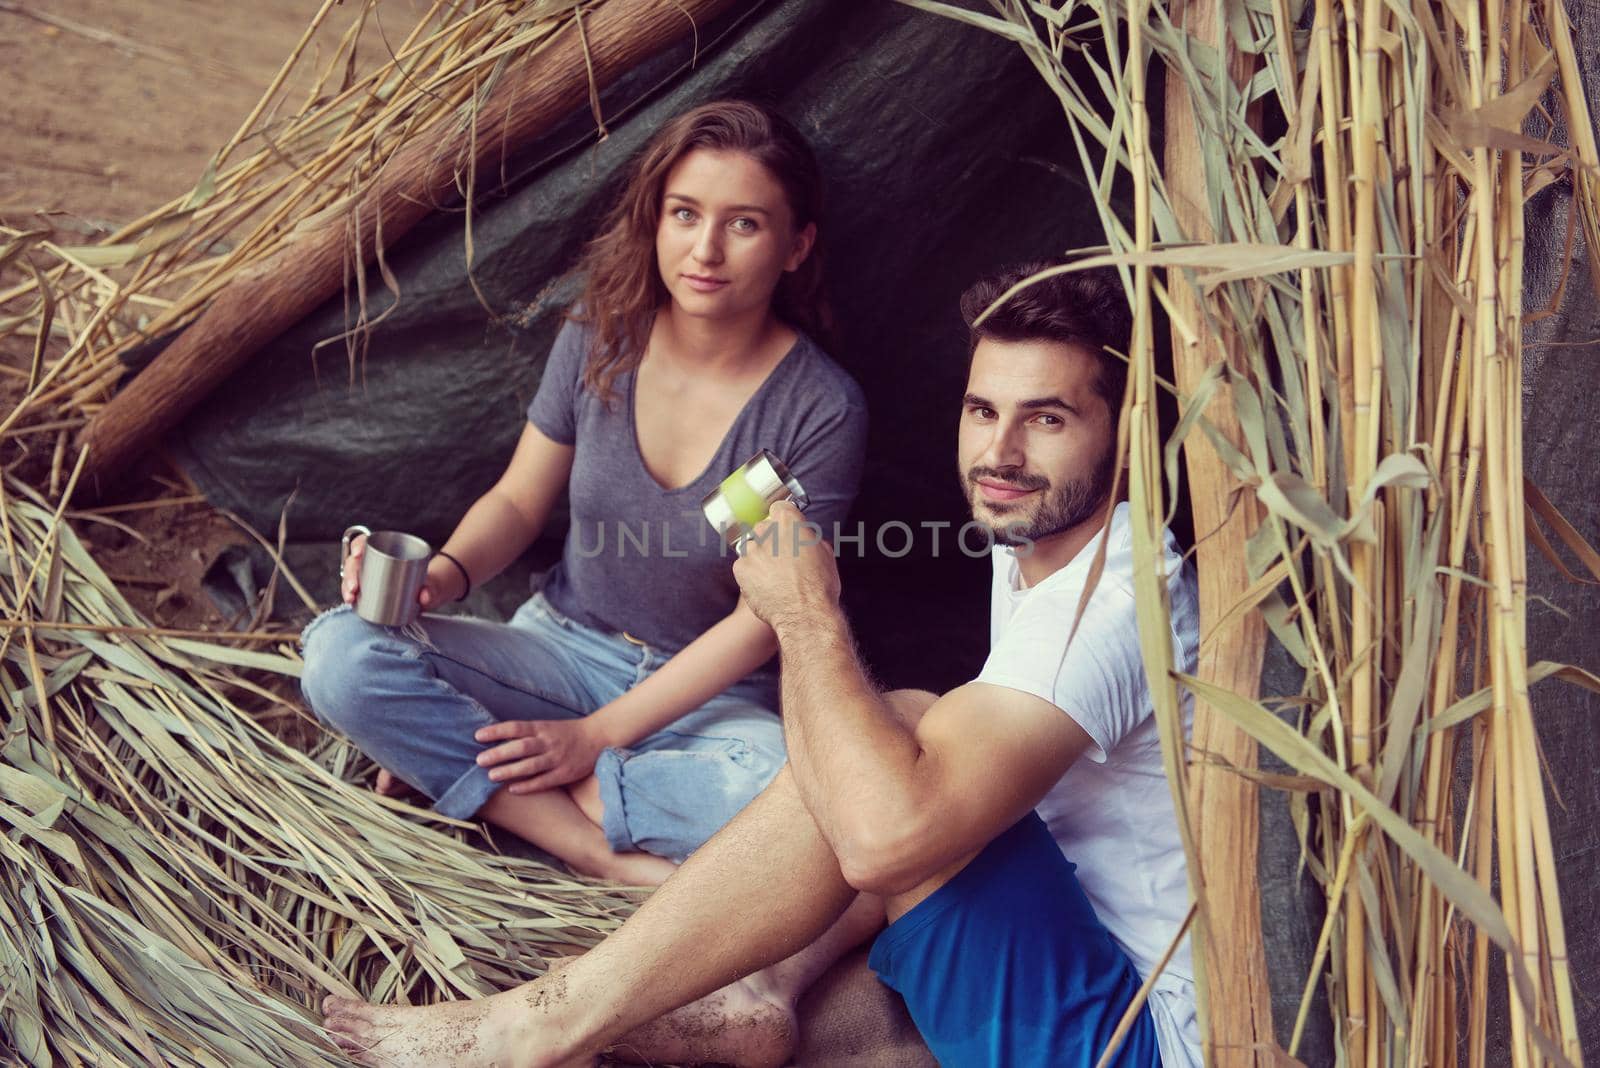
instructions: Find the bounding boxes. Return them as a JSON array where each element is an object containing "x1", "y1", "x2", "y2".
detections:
[
  {"x1": 0, "y1": 479, "x2": 645, "y2": 1066},
  {"x1": 2, "y1": 2, "x2": 583, "y2": 438}
]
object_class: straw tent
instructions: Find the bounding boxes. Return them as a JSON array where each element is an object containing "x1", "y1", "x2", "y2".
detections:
[{"x1": 1, "y1": 0, "x2": 1597, "y2": 1065}]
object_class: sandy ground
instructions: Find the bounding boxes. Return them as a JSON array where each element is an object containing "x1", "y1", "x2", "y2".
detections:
[
  {"x1": 0, "y1": 0, "x2": 416, "y2": 224},
  {"x1": 0, "y1": 1, "x2": 423, "y2": 631}
]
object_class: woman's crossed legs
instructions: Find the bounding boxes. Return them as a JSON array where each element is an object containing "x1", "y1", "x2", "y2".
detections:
[{"x1": 299, "y1": 598, "x2": 783, "y2": 885}]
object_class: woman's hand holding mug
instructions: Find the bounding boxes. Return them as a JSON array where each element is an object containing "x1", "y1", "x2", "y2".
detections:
[
  {"x1": 340, "y1": 532, "x2": 458, "y2": 609},
  {"x1": 340, "y1": 526, "x2": 466, "y2": 625},
  {"x1": 338, "y1": 533, "x2": 369, "y2": 604}
]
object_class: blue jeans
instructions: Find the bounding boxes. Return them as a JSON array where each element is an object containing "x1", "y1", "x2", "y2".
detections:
[{"x1": 299, "y1": 593, "x2": 785, "y2": 862}]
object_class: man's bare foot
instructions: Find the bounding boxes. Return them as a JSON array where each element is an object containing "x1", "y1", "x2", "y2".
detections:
[
  {"x1": 607, "y1": 974, "x2": 796, "y2": 1068},
  {"x1": 540, "y1": 958, "x2": 795, "y2": 1068},
  {"x1": 321, "y1": 983, "x2": 595, "y2": 1068}
]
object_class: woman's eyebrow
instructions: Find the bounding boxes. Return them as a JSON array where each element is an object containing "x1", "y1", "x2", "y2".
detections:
[{"x1": 662, "y1": 192, "x2": 771, "y2": 215}]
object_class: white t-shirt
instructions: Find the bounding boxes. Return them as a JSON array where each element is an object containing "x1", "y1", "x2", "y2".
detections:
[{"x1": 976, "y1": 502, "x2": 1202, "y2": 1068}]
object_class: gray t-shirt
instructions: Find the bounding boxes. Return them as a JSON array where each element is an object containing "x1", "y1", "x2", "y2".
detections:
[{"x1": 526, "y1": 316, "x2": 868, "y2": 656}]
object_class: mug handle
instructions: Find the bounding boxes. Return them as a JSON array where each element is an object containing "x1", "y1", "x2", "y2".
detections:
[{"x1": 341, "y1": 525, "x2": 372, "y2": 571}]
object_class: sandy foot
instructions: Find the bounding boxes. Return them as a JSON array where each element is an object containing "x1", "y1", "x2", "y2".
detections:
[
  {"x1": 605, "y1": 974, "x2": 795, "y2": 1068},
  {"x1": 321, "y1": 981, "x2": 594, "y2": 1068},
  {"x1": 322, "y1": 956, "x2": 797, "y2": 1068},
  {"x1": 536, "y1": 958, "x2": 795, "y2": 1068}
]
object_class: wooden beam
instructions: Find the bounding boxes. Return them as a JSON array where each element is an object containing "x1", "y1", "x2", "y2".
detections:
[
  {"x1": 1162, "y1": 0, "x2": 1282, "y2": 1063},
  {"x1": 77, "y1": 0, "x2": 741, "y2": 496}
]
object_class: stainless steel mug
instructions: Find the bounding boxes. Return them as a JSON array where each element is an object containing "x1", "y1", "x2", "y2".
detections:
[
  {"x1": 340, "y1": 525, "x2": 432, "y2": 626},
  {"x1": 701, "y1": 449, "x2": 810, "y2": 548}
]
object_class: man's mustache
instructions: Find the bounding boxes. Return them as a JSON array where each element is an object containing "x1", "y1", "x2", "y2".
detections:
[{"x1": 967, "y1": 467, "x2": 1050, "y2": 492}]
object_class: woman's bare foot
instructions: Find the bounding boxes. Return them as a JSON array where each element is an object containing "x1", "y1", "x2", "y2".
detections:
[{"x1": 321, "y1": 982, "x2": 594, "y2": 1068}]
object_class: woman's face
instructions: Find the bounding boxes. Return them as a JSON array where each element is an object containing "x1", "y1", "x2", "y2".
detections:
[{"x1": 654, "y1": 147, "x2": 816, "y2": 325}]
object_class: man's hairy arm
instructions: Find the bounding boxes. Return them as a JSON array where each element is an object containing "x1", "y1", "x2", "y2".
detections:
[{"x1": 774, "y1": 605, "x2": 1094, "y2": 897}]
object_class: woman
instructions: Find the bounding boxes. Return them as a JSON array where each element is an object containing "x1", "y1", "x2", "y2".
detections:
[{"x1": 301, "y1": 100, "x2": 868, "y2": 886}]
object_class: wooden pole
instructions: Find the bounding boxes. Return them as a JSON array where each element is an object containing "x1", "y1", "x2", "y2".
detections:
[
  {"x1": 1162, "y1": 1, "x2": 1281, "y2": 1063},
  {"x1": 77, "y1": 0, "x2": 741, "y2": 496}
]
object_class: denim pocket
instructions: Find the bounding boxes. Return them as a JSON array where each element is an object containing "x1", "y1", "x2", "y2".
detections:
[
  {"x1": 512, "y1": 591, "x2": 570, "y2": 632},
  {"x1": 655, "y1": 730, "x2": 777, "y2": 773},
  {"x1": 541, "y1": 596, "x2": 574, "y2": 628}
]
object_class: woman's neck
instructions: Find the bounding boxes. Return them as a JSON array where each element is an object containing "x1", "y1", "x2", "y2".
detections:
[{"x1": 652, "y1": 303, "x2": 785, "y2": 374}]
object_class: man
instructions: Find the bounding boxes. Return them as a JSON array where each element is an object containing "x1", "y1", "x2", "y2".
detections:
[{"x1": 323, "y1": 262, "x2": 1201, "y2": 1068}]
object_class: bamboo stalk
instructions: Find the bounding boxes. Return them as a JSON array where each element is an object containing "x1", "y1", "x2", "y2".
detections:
[{"x1": 214, "y1": 0, "x2": 346, "y2": 166}]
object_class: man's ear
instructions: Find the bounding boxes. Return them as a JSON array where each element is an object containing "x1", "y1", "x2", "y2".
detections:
[{"x1": 785, "y1": 222, "x2": 818, "y2": 272}]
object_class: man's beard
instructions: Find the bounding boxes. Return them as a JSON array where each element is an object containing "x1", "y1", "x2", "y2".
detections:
[{"x1": 964, "y1": 441, "x2": 1117, "y2": 546}]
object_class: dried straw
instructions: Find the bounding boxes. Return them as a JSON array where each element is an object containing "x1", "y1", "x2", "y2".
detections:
[
  {"x1": 0, "y1": 0, "x2": 595, "y2": 439},
  {"x1": 0, "y1": 4, "x2": 653, "y2": 1065},
  {"x1": 0, "y1": 479, "x2": 646, "y2": 1066}
]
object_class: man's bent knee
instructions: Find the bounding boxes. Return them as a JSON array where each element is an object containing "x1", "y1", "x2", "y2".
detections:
[{"x1": 884, "y1": 844, "x2": 984, "y2": 922}]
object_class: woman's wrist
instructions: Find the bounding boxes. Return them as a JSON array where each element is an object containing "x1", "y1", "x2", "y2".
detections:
[
  {"x1": 582, "y1": 704, "x2": 633, "y2": 750},
  {"x1": 427, "y1": 555, "x2": 471, "y2": 601},
  {"x1": 434, "y1": 550, "x2": 472, "y2": 601}
]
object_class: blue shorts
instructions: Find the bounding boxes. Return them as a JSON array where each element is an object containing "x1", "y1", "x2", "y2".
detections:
[{"x1": 867, "y1": 813, "x2": 1162, "y2": 1067}]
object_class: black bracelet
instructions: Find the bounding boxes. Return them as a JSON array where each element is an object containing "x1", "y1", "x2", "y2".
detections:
[{"x1": 434, "y1": 550, "x2": 472, "y2": 602}]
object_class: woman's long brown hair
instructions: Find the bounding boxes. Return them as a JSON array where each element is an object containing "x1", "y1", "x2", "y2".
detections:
[{"x1": 571, "y1": 100, "x2": 830, "y2": 405}]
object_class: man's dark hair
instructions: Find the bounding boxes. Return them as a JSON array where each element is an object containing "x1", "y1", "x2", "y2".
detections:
[{"x1": 959, "y1": 262, "x2": 1132, "y2": 415}]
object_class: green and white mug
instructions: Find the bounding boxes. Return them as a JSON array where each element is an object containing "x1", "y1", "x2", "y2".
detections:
[{"x1": 701, "y1": 449, "x2": 810, "y2": 548}]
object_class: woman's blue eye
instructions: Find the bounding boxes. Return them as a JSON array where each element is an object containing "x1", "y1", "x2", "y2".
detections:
[
  {"x1": 730, "y1": 217, "x2": 758, "y2": 233},
  {"x1": 673, "y1": 207, "x2": 696, "y2": 222}
]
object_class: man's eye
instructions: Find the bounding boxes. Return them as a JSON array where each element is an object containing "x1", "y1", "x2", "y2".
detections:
[
  {"x1": 1035, "y1": 414, "x2": 1063, "y2": 427},
  {"x1": 968, "y1": 406, "x2": 995, "y2": 420}
]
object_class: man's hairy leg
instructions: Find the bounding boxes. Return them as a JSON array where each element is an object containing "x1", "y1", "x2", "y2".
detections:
[
  {"x1": 585, "y1": 689, "x2": 936, "y2": 1067},
  {"x1": 323, "y1": 764, "x2": 857, "y2": 1068},
  {"x1": 599, "y1": 894, "x2": 886, "y2": 1068}
]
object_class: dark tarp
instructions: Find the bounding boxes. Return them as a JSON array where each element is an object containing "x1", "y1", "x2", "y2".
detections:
[
  {"x1": 1499, "y1": 0, "x2": 1600, "y2": 1055},
  {"x1": 172, "y1": 0, "x2": 1129, "y2": 692}
]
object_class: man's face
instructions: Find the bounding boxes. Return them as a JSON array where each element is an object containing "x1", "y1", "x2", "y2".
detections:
[{"x1": 957, "y1": 336, "x2": 1117, "y2": 546}]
